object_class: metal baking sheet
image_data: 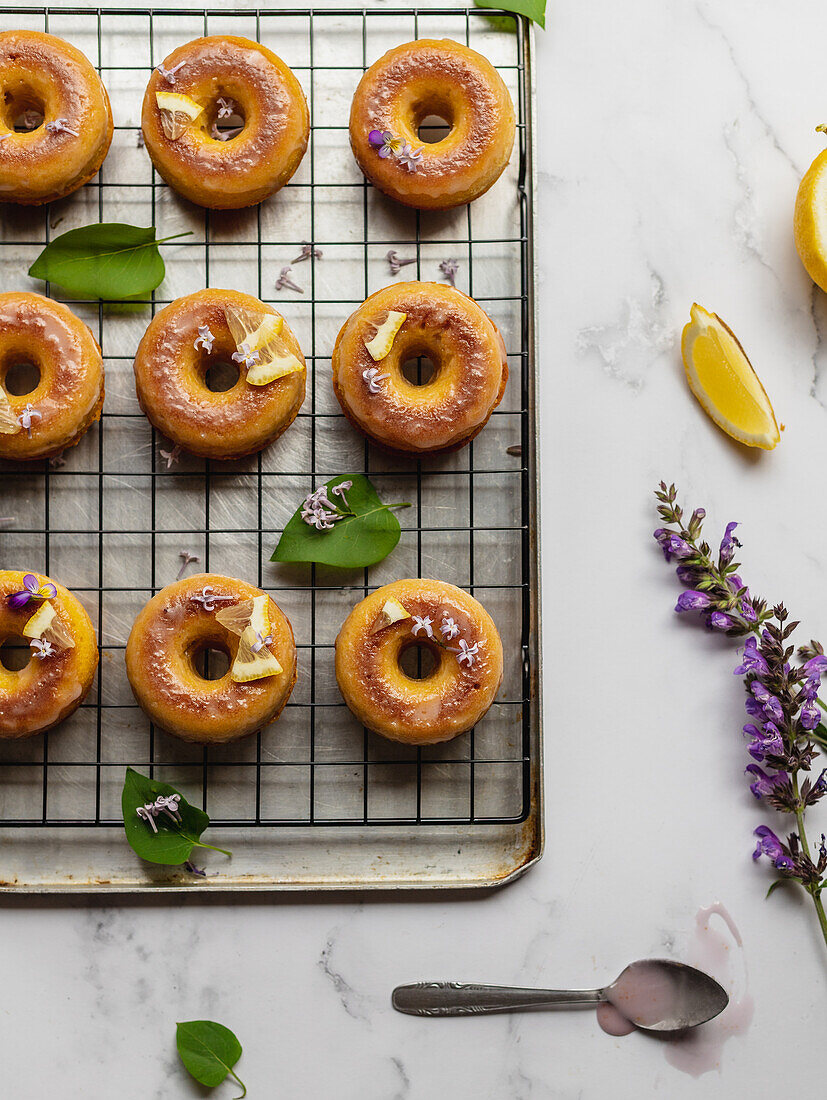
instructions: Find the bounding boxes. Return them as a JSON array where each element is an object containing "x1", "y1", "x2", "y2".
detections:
[{"x1": 0, "y1": 5, "x2": 541, "y2": 891}]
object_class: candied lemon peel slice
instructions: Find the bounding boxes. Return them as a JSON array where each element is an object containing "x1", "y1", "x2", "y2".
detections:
[
  {"x1": 681, "y1": 303, "x2": 780, "y2": 451},
  {"x1": 223, "y1": 305, "x2": 304, "y2": 386},
  {"x1": 370, "y1": 597, "x2": 411, "y2": 634},
  {"x1": 22, "y1": 602, "x2": 74, "y2": 650},
  {"x1": 365, "y1": 311, "x2": 406, "y2": 361},
  {"x1": 794, "y1": 134, "x2": 827, "y2": 293},
  {"x1": 215, "y1": 595, "x2": 283, "y2": 682}
]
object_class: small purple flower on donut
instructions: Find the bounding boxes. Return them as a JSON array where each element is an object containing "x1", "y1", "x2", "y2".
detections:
[
  {"x1": 8, "y1": 573, "x2": 56, "y2": 610},
  {"x1": 368, "y1": 129, "x2": 402, "y2": 158}
]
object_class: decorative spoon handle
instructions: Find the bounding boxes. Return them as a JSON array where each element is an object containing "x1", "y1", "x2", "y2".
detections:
[{"x1": 392, "y1": 982, "x2": 605, "y2": 1017}]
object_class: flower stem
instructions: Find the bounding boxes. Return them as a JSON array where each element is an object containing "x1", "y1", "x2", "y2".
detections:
[{"x1": 792, "y1": 773, "x2": 827, "y2": 949}]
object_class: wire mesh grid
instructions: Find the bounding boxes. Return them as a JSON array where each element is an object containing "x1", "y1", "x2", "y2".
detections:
[{"x1": 0, "y1": 6, "x2": 534, "y2": 835}]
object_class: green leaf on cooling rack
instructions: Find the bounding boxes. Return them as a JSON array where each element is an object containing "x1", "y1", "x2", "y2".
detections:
[
  {"x1": 271, "y1": 473, "x2": 411, "y2": 569},
  {"x1": 28, "y1": 223, "x2": 192, "y2": 301},
  {"x1": 176, "y1": 1021, "x2": 247, "y2": 1097},
  {"x1": 121, "y1": 768, "x2": 230, "y2": 867},
  {"x1": 474, "y1": 0, "x2": 546, "y2": 28}
]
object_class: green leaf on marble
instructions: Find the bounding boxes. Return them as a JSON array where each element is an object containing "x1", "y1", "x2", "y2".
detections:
[{"x1": 176, "y1": 1020, "x2": 246, "y2": 1097}]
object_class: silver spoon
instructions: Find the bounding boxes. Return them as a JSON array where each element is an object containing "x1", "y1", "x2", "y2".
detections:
[{"x1": 392, "y1": 959, "x2": 729, "y2": 1034}]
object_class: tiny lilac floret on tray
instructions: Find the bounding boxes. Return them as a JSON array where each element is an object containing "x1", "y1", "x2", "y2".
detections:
[
  {"x1": 439, "y1": 258, "x2": 459, "y2": 285},
  {"x1": 386, "y1": 249, "x2": 415, "y2": 275},
  {"x1": 275, "y1": 266, "x2": 303, "y2": 293},
  {"x1": 292, "y1": 243, "x2": 322, "y2": 264},
  {"x1": 176, "y1": 550, "x2": 199, "y2": 580}
]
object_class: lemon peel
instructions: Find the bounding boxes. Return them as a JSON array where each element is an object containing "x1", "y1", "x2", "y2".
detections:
[{"x1": 681, "y1": 303, "x2": 780, "y2": 451}]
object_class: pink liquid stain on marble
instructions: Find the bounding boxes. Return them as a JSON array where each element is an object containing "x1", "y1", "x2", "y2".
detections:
[
  {"x1": 597, "y1": 901, "x2": 753, "y2": 1076},
  {"x1": 665, "y1": 902, "x2": 753, "y2": 1077}
]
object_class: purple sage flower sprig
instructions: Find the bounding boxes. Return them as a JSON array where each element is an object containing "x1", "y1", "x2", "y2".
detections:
[{"x1": 654, "y1": 481, "x2": 827, "y2": 951}]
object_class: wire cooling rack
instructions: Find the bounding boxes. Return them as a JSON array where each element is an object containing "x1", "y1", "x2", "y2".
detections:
[{"x1": 0, "y1": 6, "x2": 540, "y2": 889}]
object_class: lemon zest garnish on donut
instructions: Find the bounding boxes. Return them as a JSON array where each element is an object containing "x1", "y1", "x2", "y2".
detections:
[
  {"x1": 224, "y1": 306, "x2": 304, "y2": 386},
  {"x1": 364, "y1": 311, "x2": 406, "y2": 361},
  {"x1": 156, "y1": 92, "x2": 203, "y2": 140},
  {"x1": 370, "y1": 598, "x2": 411, "y2": 634},
  {"x1": 0, "y1": 386, "x2": 21, "y2": 435},
  {"x1": 22, "y1": 602, "x2": 75, "y2": 651}
]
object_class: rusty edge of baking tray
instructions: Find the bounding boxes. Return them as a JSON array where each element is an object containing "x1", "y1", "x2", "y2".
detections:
[{"x1": 0, "y1": 10, "x2": 542, "y2": 892}]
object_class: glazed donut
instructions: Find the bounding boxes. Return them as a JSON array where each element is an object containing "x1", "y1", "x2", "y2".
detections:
[
  {"x1": 141, "y1": 35, "x2": 309, "y2": 209},
  {"x1": 0, "y1": 30, "x2": 113, "y2": 205},
  {"x1": 0, "y1": 292, "x2": 104, "y2": 462},
  {"x1": 349, "y1": 39, "x2": 515, "y2": 210},
  {"x1": 0, "y1": 570, "x2": 98, "y2": 739},
  {"x1": 335, "y1": 580, "x2": 503, "y2": 745},
  {"x1": 331, "y1": 281, "x2": 507, "y2": 454},
  {"x1": 133, "y1": 289, "x2": 306, "y2": 460},
  {"x1": 125, "y1": 574, "x2": 297, "y2": 745}
]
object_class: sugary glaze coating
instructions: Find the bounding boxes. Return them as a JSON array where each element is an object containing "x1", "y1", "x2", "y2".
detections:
[
  {"x1": 331, "y1": 281, "x2": 507, "y2": 454},
  {"x1": 125, "y1": 574, "x2": 297, "y2": 745},
  {"x1": 133, "y1": 289, "x2": 306, "y2": 460},
  {"x1": 0, "y1": 292, "x2": 104, "y2": 462},
  {"x1": 141, "y1": 35, "x2": 309, "y2": 209},
  {"x1": 335, "y1": 579, "x2": 503, "y2": 745},
  {"x1": 0, "y1": 571, "x2": 98, "y2": 739},
  {"x1": 0, "y1": 30, "x2": 113, "y2": 204},
  {"x1": 349, "y1": 39, "x2": 515, "y2": 210}
]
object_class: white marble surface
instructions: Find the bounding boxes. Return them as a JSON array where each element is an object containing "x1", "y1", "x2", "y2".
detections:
[{"x1": 4, "y1": 0, "x2": 827, "y2": 1095}]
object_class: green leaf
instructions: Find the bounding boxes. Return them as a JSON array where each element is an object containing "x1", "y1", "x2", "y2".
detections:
[
  {"x1": 474, "y1": 0, "x2": 545, "y2": 29},
  {"x1": 766, "y1": 878, "x2": 794, "y2": 899},
  {"x1": 271, "y1": 473, "x2": 410, "y2": 569},
  {"x1": 28, "y1": 223, "x2": 191, "y2": 300},
  {"x1": 176, "y1": 1021, "x2": 246, "y2": 1098},
  {"x1": 121, "y1": 768, "x2": 230, "y2": 866}
]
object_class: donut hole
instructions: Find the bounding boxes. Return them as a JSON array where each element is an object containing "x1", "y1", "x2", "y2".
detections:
[
  {"x1": 2, "y1": 86, "x2": 45, "y2": 132},
  {"x1": 0, "y1": 635, "x2": 32, "y2": 672},
  {"x1": 209, "y1": 98, "x2": 246, "y2": 142},
  {"x1": 203, "y1": 358, "x2": 241, "y2": 393},
  {"x1": 189, "y1": 640, "x2": 231, "y2": 681},
  {"x1": 401, "y1": 354, "x2": 437, "y2": 387},
  {"x1": 4, "y1": 359, "x2": 40, "y2": 396},
  {"x1": 398, "y1": 639, "x2": 440, "y2": 681},
  {"x1": 417, "y1": 112, "x2": 452, "y2": 144}
]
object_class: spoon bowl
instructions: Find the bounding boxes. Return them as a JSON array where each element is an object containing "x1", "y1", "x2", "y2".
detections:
[{"x1": 392, "y1": 958, "x2": 729, "y2": 1035}]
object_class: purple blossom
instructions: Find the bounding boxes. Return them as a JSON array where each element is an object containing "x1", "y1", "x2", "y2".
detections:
[
  {"x1": 653, "y1": 528, "x2": 693, "y2": 561},
  {"x1": 719, "y1": 521, "x2": 740, "y2": 565},
  {"x1": 676, "y1": 564, "x2": 702, "y2": 585},
  {"x1": 705, "y1": 611, "x2": 734, "y2": 631},
  {"x1": 368, "y1": 129, "x2": 401, "y2": 158},
  {"x1": 743, "y1": 722, "x2": 784, "y2": 761},
  {"x1": 398, "y1": 143, "x2": 424, "y2": 172},
  {"x1": 752, "y1": 826, "x2": 794, "y2": 871},
  {"x1": 804, "y1": 655, "x2": 827, "y2": 677},
  {"x1": 733, "y1": 636, "x2": 769, "y2": 676},
  {"x1": 745, "y1": 764, "x2": 789, "y2": 800},
  {"x1": 675, "y1": 590, "x2": 711, "y2": 613},
  {"x1": 800, "y1": 702, "x2": 820, "y2": 730},
  {"x1": 8, "y1": 573, "x2": 56, "y2": 610}
]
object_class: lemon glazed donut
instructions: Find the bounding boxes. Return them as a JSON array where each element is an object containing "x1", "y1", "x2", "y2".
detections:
[
  {"x1": 133, "y1": 289, "x2": 306, "y2": 460},
  {"x1": 336, "y1": 580, "x2": 503, "y2": 746},
  {"x1": 0, "y1": 292, "x2": 104, "y2": 462},
  {"x1": 0, "y1": 30, "x2": 113, "y2": 205},
  {"x1": 349, "y1": 39, "x2": 515, "y2": 210},
  {"x1": 126, "y1": 574, "x2": 297, "y2": 745},
  {"x1": 141, "y1": 35, "x2": 309, "y2": 209},
  {"x1": 331, "y1": 281, "x2": 507, "y2": 454},
  {"x1": 0, "y1": 570, "x2": 98, "y2": 739}
]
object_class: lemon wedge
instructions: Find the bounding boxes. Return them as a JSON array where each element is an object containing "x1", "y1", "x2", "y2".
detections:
[
  {"x1": 0, "y1": 385, "x2": 20, "y2": 435},
  {"x1": 231, "y1": 625, "x2": 283, "y2": 682},
  {"x1": 365, "y1": 311, "x2": 406, "y2": 361},
  {"x1": 681, "y1": 303, "x2": 780, "y2": 450},
  {"x1": 215, "y1": 595, "x2": 282, "y2": 682},
  {"x1": 22, "y1": 602, "x2": 74, "y2": 650},
  {"x1": 156, "y1": 92, "x2": 202, "y2": 140},
  {"x1": 224, "y1": 307, "x2": 304, "y2": 386},
  {"x1": 370, "y1": 598, "x2": 410, "y2": 634},
  {"x1": 794, "y1": 141, "x2": 827, "y2": 292}
]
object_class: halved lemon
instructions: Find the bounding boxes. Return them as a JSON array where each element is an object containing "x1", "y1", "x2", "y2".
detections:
[
  {"x1": 365, "y1": 311, "x2": 406, "y2": 361},
  {"x1": 681, "y1": 303, "x2": 780, "y2": 450},
  {"x1": 794, "y1": 138, "x2": 827, "y2": 293}
]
